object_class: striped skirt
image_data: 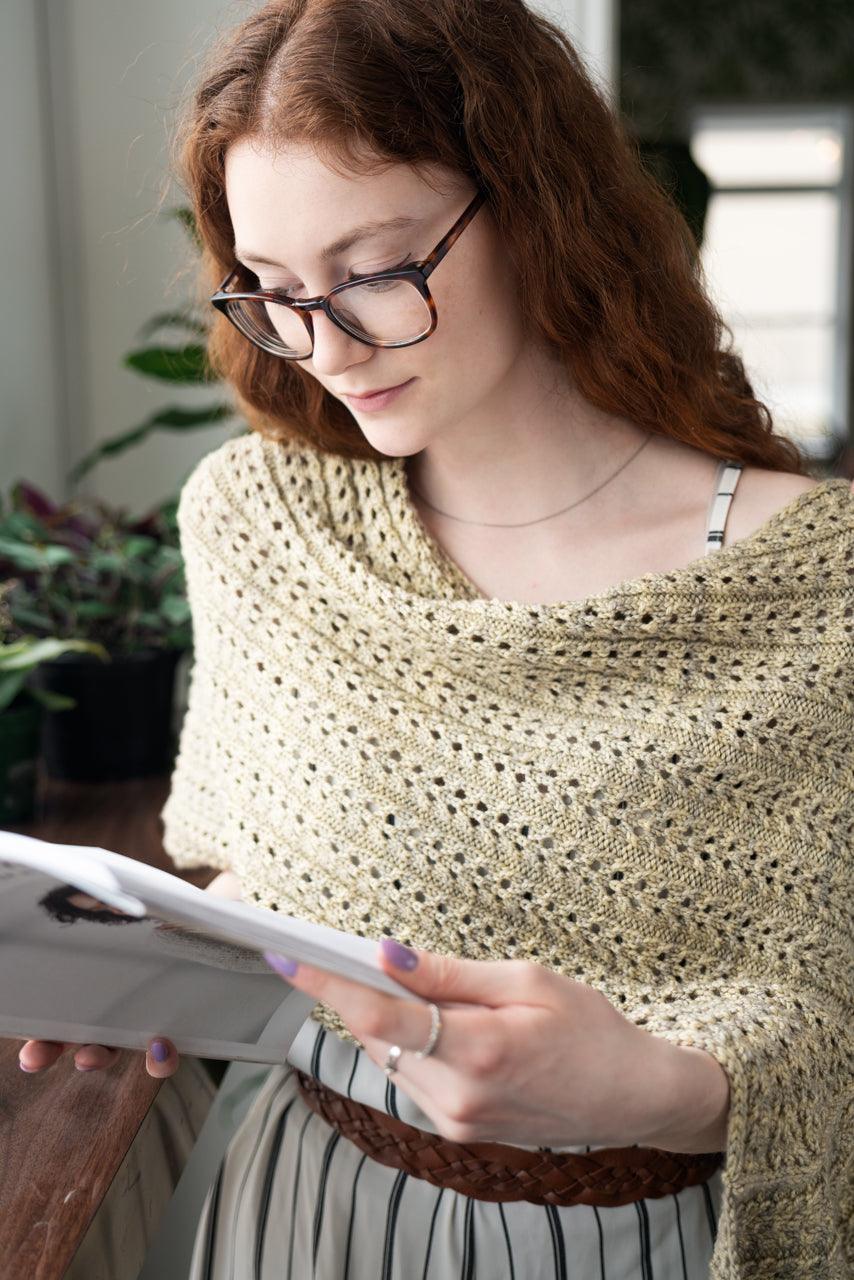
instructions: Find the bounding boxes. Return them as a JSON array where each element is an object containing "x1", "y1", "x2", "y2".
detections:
[{"x1": 189, "y1": 1016, "x2": 723, "y2": 1280}]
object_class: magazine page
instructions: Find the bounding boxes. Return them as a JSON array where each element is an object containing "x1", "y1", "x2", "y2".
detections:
[
  {"x1": 0, "y1": 832, "x2": 418, "y2": 1063},
  {"x1": 0, "y1": 856, "x2": 316, "y2": 1063}
]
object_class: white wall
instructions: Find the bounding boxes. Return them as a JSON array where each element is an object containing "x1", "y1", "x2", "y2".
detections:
[
  {"x1": 539, "y1": 0, "x2": 618, "y2": 102},
  {"x1": 1, "y1": 0, "x2": 68, "y2": 501},
  {"x1": 2, "y1": 0, "x2": 245, "y2": 515},
  {"x1": 2, "y1": 0, "x2": 615, "y2": 515}
]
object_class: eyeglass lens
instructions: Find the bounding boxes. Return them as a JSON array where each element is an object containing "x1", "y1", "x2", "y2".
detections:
[{"x1": 225, "y1": 276, "x2": 433, "y2": 356}]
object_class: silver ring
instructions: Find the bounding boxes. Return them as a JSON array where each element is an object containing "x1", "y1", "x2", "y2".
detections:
[
  {"x1": 414, "y1": 1002, "x2": 442, "y2": 1059},
  {"x1": 383, "y1": 1044, "x2": 403, "y2": 1076}
]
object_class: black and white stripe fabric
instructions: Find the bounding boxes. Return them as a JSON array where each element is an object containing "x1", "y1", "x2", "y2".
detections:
[
  {"x1": 189, "y1": 1019, "x2": 723, "y2": 1279},
  {"x1": 187, "y1": 464, "x2": 743, "y2": 1279}
]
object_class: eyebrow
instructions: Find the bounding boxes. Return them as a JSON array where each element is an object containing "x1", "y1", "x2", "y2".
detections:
[{"x1": 234, "y1": 214, "x2": 422, "y2": 269}]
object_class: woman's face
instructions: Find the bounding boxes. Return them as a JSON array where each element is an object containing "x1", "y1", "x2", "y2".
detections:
[{"x1": 223, "y1": 138, "x2": 530, "y2": 459}]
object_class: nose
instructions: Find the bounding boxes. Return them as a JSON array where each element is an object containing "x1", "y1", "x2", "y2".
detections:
[{"x1": 308, "y1": 309, "x2": 371, "y2": 378}]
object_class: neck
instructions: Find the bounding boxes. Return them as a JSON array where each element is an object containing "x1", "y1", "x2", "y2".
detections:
[{"x1": 404, "y1": 353, "x2": 655, "y2": 529}]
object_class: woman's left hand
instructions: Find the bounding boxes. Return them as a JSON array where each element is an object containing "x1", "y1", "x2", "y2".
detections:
[{"x1": 263, "y1": 939, "x2": 718, "y2": 1150}]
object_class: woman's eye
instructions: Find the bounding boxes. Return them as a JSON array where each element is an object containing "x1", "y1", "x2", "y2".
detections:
[
  {"x1": 256, "y1": 254, "x2": 415, "y2": 297},
  {"x1": 348, "y1": 256, "x2": 414, "y2": 283},
  {"x1": 253, "y1": 272, "x2": 298, "y2": 294}
]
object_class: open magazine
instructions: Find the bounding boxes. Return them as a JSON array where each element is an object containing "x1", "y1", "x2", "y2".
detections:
[{"x1": 0, "y1": 830, "x2": 418, "y2": 1064}]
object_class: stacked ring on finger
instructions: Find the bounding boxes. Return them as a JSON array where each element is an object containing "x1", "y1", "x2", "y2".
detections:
[
  {"x1": 382, "y1": 1002, "x2": 442, "y2": 1076},
  {"x1": 414, "y1": 1002, "x2": 441, "y2": 1059},
  {"x1": 382, "y1": 1044, "x2": 402, "y2": 1076}
]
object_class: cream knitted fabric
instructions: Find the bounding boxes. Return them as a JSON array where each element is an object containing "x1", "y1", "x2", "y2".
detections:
[{"x1": 160, "y1": 432, "x2": 853, "y2": 1280}]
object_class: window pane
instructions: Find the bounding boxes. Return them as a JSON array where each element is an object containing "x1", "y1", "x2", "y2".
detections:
[
  {"x1": 690, "y1": 110, "x2": 849, "y2": 457},
  {"x1": 691, "y1": 124, "x2": 843, "y2": 187},
  {"x1": 734, "y1": 323, "x2": 837, "y2": 449},
  {"x1": 701, "y1": 191, "x2": 838, "y2": 318}
]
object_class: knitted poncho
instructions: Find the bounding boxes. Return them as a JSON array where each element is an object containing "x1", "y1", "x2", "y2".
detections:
[{"x1": 160, "y1": 431, "x2": 853, "y2": 1280}]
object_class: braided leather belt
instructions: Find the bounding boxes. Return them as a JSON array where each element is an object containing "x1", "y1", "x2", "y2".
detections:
[{"x1": 295, "y1": 1071, "x2": 724, "y2": 1208}]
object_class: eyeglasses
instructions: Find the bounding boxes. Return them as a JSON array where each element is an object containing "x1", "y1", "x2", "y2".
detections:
[{"x1": 210, "y1": 188, "x2": 487, "y2": 360}]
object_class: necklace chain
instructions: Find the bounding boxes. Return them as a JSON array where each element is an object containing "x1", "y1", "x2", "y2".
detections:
[{"x1": 407, "y1": 433, "x2": 653, "y2": 528}]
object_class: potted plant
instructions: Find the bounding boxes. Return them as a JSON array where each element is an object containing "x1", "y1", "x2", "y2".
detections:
[
  {"x1": 0, "y1": 625, "x2": 109, "y2": 822},
  {"x1": 0, "y1": 481, "x2": 192, "y2": 783}
]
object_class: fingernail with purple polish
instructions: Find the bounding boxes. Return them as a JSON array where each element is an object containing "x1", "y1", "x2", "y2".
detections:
[
  {"x1": 151, "y1": 1040, "x2": 169, "y2": 1062},
  {"x1": 263, "y1": 951, "x2": 299, "y2": 978},
  {"x1": 380, "y1": 938, "x2": 419, "y2": 970}
]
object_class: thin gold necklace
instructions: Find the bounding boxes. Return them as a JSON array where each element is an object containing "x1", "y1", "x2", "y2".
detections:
[{"x1": 407, "y1": 433, "x2": 653, "y2": 529}]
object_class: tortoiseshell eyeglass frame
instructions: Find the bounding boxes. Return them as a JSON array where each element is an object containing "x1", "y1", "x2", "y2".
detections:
[{"x1": 210, "y1": 187, "x2": 488, "y2": 359}]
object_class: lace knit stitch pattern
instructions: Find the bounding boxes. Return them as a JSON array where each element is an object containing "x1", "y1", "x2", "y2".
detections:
[{"x1": 160, "y1": 432, "x2": 854, "y2": 1280}]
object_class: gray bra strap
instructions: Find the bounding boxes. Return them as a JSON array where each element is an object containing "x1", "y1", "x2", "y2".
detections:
[{"x1": 705, "y1": 459, "x2": 744, "y2": 553}]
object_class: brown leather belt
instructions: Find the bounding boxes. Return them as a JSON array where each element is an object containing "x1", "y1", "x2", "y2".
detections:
[{"x1": 295, "y1": 1070, "x2": 724, "y2": 1208}]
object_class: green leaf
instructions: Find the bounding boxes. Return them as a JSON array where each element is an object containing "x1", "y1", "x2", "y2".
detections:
[
  {"x1": 123, "y1": 535, "x2": 158, "y2": 559},
  {"x1": 6, "y1": 605, "x2": 55, "y2": 632},
  {"x1": 136, "y1": 610, "x2": 165, "y2": 629},
  {"x1": 89, "y1": 551, "x2": 127, "y2": 574},
  {"x1": 0, "y1": 671, "x2": 27, "y2": 712},
  {"x1": 146, "y1": 404, "x2": 234, "y2": 428},
  {"x1": 123, "y1": 344, "x2": 215, "y2": 383},
  {"x1": 160, "y1": 595, "x2": 191, "y2": 625},
  {"x1": 74, "y1": 601, "x2": 120, "y2": 620},
  {"x1": 67, "y1": 402, "x2": 234, "y2": 484},
  {"x1": 30, "y1": 686, "x2": 77, "y2": 711},
  {"x1": 0, "y1": 641, "x2": 30, "y2": 663},
  {"x1": 0, "y1": 538, "x2": 75, "y2": 571},
  {"x1": 164, "y1": 206, "x2": 203, "y2": 251},
  {"x1": 0, "y1": 511, "x2": 49, "y2": 541},
  {"x1": 0, "y1": 637, "x2": 110, "y2": 671}
]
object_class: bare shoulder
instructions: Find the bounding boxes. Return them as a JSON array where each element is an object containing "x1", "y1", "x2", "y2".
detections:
[{"x1": 725, "y1": 466, "x2": 823, "y2": 545}]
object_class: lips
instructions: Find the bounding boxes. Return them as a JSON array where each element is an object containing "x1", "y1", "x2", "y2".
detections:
[{"x1": 344, "y1": 381, "x2": 407, "y2": 398}]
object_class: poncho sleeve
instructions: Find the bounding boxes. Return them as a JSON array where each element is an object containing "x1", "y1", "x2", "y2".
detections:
[
  {"x1": 650, "y1": 972, "x2": 850, "y2": 1274},
  {"x1": 638, "y1": 883, "x2": 853, "y2": 1278},
  {"x1": 158, "y1": 455, "x2": 234, "y2": 874}
]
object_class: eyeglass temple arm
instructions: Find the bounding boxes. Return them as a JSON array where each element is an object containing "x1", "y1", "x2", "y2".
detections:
[{"x1": 419, "y1": 189, "x2": 487, "y2": 281}]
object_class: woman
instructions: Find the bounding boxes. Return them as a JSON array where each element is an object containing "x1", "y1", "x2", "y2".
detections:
[{"x1": 21, "y1": 1, "x2": 852, "y2": 1277}]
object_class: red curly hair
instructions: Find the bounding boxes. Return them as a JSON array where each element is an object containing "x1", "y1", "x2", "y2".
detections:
[{"x1": 170, "y1": 0, "x2": 808, "y2": 474}]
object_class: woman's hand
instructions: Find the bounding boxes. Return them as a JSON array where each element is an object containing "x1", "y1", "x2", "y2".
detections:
[
  {"x1": 263, "y1": 939, "x2": 729, "y2": 1151},
  {"x1": 17, "y1": 1037, "x2": 179, "y2": 1078}
]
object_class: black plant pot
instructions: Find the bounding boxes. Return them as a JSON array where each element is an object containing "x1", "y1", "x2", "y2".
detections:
[
  {"x1": 0, "y1": 701, "x2": 42, "y2": 822},
  {"x1": 31, "y1": 647, "x2": 184, "y2": 782}
]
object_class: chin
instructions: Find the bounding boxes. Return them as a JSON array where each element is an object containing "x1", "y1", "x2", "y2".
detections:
[{"x1": 357, "y1": 422, "x2": 432, "y2": 460}]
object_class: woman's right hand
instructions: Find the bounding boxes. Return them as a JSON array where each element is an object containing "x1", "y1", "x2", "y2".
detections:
[{"x1": 17, "y1": 1037, "x2": 180, "y2": 1077}]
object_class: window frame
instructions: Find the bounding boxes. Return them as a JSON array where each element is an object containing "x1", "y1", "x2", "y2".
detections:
[{"x1": 687, "y1": 102, "x2": 853, "y2": 464}]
